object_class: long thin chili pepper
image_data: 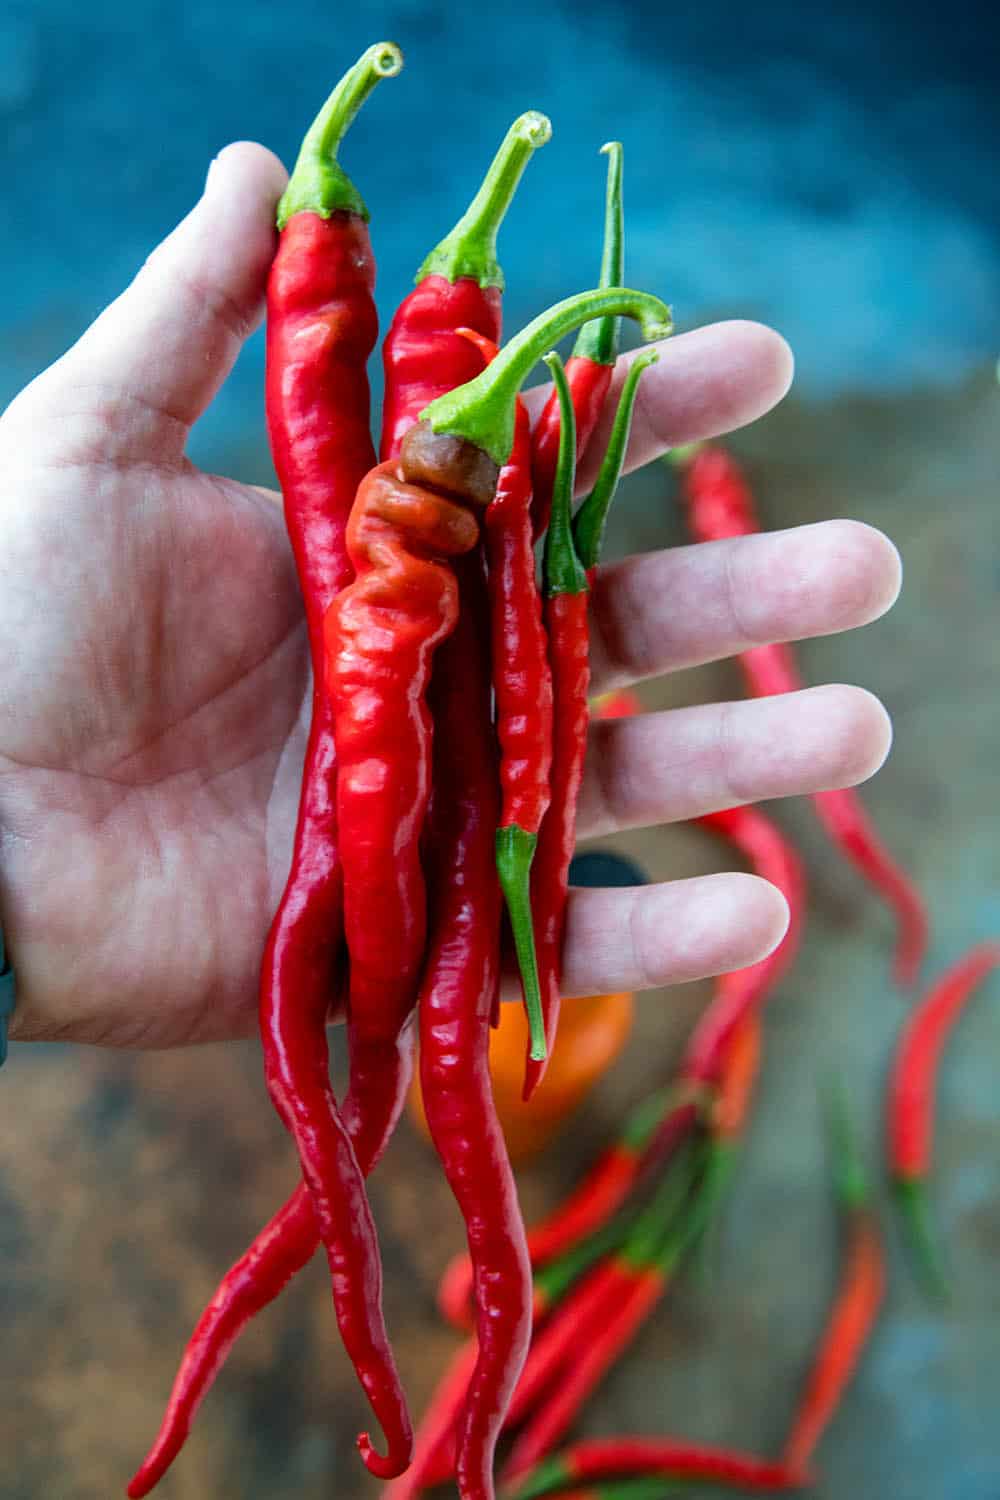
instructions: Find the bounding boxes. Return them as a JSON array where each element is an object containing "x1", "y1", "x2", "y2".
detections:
[
  {"x1": 328, "y1": 286, "x2": 671, "y2": 1087},
  {"x1": 781, "y1": 1082, "x2": 886, "y2": 1477},
  {"x1": 417, "y1": 551, "x2": 530, "y2": 1500},
  {"x1": 509, "y1": 1438, "x2": 802, "y2": 1498},
  {"x1": 887, "y1": 941, "x2": 1000, "y2": 1298},
  {"x1": 401, "y1": 283, "x2": 684, "y2": 1498},
  {"x1": 530, "y1": 143, "x2": 625, "y2": 540},
  {"x1": 634, "y1": 805, "x2": 804, "y2": 1188},
  {"x1": 381, "y1": 111, "x2": 551, "y2": 460},
  {"x1": 676, "y1": 443, "x2": 928, "y2": 986},
  {"x1": 326, "y1": 294, "x2": 670, "y2": 1148},
  {"x1": 253, "y1": 44, "x2": 412, "y2": 1483},
  {"x1": 384, "y1": 1339, "x2": 481, "y2": 1500},
  {"x1": 349, "y1": 115, "x2": 548, "y2": 1166},
  {"x1": 419, "y1": 1140, "x2": 705, "y2": 1496},
  {"x1": 437, "y1": 1086, "x2": 680, "y2": 1332},
  {"x1": 454, "y1": 326, "x2": 552, "y2": 1060},
  {"x1": 502, "y1": 1149, "x2": 730, "y2": 1485},
  {"x1": 680, "y1": 805, "x2": 806, "y2": 1090},
  {"x1": 524, "y1": 348, "x2": 659, "y2": 1096}
]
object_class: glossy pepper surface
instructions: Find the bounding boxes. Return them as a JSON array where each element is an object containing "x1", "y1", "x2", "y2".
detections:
[{"x1": 255, "y1": 42, "x2": 413, "y2": 1483}]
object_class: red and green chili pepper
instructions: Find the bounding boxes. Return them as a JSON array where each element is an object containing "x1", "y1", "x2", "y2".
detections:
[
  {"x1": 254, "y1": 43, "x2": 413, "y2": 1481},
  {"x1": 501, "y1": 1146, "x2": 731, "y2": 1485},
  {"x1": 781, "y1": 1082, "x2": 885, "y2": 1478},
  {"x1": 524, "y1": 346, "x2": 659, "y2": 1094},
  {"x1": 887, "y1": 941, "x2": 1000, "y2": 1298},
  {"x1": 380, "y1": 111, "x2": 551, "y2": 459},
  {"x1": 676, "y1": 442, "x2": 928, "y2": 987},
  {"x1": 530, "y1": 143, "x2": 625, "y2": 540},
  {"x1": 508, "y1": 1438, "x2": 802, "y2": 1497}
]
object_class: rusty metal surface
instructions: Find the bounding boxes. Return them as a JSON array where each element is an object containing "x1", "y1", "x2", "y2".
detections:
[{"x1": 2, "y1": 372, "x2": 999, "y2": 1497}]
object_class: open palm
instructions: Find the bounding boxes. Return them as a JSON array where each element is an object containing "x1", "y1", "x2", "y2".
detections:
[{"x1": 0, "y1": 144, "x2": 900, "y2": 1050}]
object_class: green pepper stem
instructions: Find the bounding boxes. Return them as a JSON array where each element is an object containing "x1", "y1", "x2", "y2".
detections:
[
  {"x1": 417, "y1": 112, "x2": 552, "y2": 290},
  {"x1": 496, "y1": 826, "x2": 546, "y2": 1061},
  {"x1": 620, "y1": 1135, "x2": 714, "y2": 1270},
  {"x1": 824, "y1": 1074, "x2": 869, "y2": 1212},
  {"x1": 572, "y1": 350, "x2": 658, "y2": 572},
  {"x1": 503, "y1": 1455, "x2": 570, "y2": 1500},
  {"x1": 542, "y1": 352, "x2": 589, "y2": 596},
  {"x1": 276, "y1": 42, "x2": 403, "y2": 229},
  {"x1": 420, "y1": 286, "x2": 672, "y2": 466},
  {"x1": 572, "y1": 141, "x2": 625, "y2": 366},
  {"x1": 893, "y1": 1177, "x2": 950, "y2": 1303}
]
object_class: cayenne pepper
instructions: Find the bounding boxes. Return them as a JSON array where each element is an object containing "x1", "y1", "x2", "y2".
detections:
[
  {"x1": 253, "y1": 43, "x2": 412, "y2": 1482},
  {"x1": 437, "y1": 1086, "x2": 678, "y2": 1332},
  {"x1": 524, "y1": 347, "x2": 661, "y2": 1096},
  {"x1": 381, "y1": 111, "x2": 551, "y2": 460},
  {"x1": 509, "y1": 1439, "x2": 802, "y2": 1497},
  {"x1": 453, "y1": 326, "x2": 553, "y2": 1059},
  {"x1": 325, "y1": 292, "x2": 669, "y2": 1099},
  {"x1": 530, "y1": 143, "x2": 625, "y2": 540},
  {"x1": 676, "y1": 442, "x2": 928, "y2": 987},
  {"x1": 501, "y1": 1148, "x2": 731, "y2": 1485},
  {"x1": 781, "y1": 1082, "x2": 886, "y2": 1477},
  {"x1": 354, "y1": 113, "x2": 550, "y2": 1147},
  {"x1": 886, "y1": 941, "x2": 1000, "y2": 1298},
  {"x1": 415, "y1": 290, "x2": 668, "y2": 1500}
]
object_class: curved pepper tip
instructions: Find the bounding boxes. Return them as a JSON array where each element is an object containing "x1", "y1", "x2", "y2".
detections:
[{"x1": 356, "y1": 1427, "x2": 413, "y2": 1480}]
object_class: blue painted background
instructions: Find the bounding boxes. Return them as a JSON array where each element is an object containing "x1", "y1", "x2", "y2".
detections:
[{"x1": 2, "y1": 0, "x2": 998, "y2": 471}]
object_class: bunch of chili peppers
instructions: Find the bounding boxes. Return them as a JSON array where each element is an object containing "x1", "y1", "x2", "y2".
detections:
[
  {"x1": 123, "y1": 44, "x2": 992, "y2": 1500},
  {"x1": 128, "y1": 43, "x2": 674, "y2": 1500}
]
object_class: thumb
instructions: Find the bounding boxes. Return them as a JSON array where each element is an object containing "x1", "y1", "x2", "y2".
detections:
[{"x1": 22, "y1": 142, "x2": 287, "y2": 464}]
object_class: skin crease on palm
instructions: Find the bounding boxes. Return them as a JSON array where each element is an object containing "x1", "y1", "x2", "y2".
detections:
[{"x1": 0, "y1": 142, "x2": 901, "y2": 1050}]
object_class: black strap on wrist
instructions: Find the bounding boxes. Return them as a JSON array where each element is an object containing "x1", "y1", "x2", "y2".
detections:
[{"x1": 0, "y1": 918, "x2": 14, "y2": 1066}]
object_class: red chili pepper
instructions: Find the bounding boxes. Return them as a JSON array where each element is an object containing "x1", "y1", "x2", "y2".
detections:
[
  {"x1": 330, "y1": 290, "x2": 669, "y2": 1093},
  {"x1": 127, "y1": 1188, "x2": 317, "y2": 1497},
  {"x1": 679, "y1": 805, "x2": 806, "y2": 1090},
  {"x1": 887, "y1": 941, "x2": 1000, "y2": 1297},
  {"x1": 509, "y1": 1439, "x2": 802, "y2": 1497},
  {"x1": 384, "y1": 1339, "x2": 481, "y2": 1500},
  {"x1": 380, "y1": 111, "x2": 551, "y2": 460},
  {"x1": 781, "y1": 1082, "x2": 886, "y2": 1477},
  {"x1": 437, "y1": 1085, "x2": 694, "y2": 1334},
  {"x1": 524, "y1": 348, "x2": 659, "y2": 1097},
  {"x1": 253, "y1": 44, "x2": 412, "y2": 1481},
  {"x1": 453, "y1": 326, "x2": 553, "y2": 1061},
  {"x1": 379, "y1": 116, "x2": 549, "y2": 1060},
  {"x1": 677, "y1": 443, "x2": 928, "y2": 987},
  {"x1": 416, "y1": 551, "x2": 531, "y2": 1500},
  {"x1": 348, "y1": 117, "x2": 546, "y2": 1168},
  {"x1": 501, "y1": 1150, "x2": 727, "y2": 1485},
  {"x1": 530, "y1": 143, "x2": 624, "y2": 540},
  {"x1": 368, "y1": 284, "x2": 673, "y2": 1500}
]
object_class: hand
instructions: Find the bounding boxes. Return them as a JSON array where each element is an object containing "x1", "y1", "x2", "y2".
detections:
[{"x1": 0, "y1": 144, "x2": 899, "y2": 1049}]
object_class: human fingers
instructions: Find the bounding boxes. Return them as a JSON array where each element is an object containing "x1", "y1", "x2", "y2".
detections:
[
  {"x1": 521, "y1": 319, "x2": 794, "y2": 487},
  {"x1": 559, "y1": 872, "x2": 789, "y2": 997},
  {"x1": 576, "y1": 684, "x2": 892, "y2": 840},
  {"x1": 12, "y1": 143, "x2": 286, "y2": 465},
  {"x1": 588, "y1": 520, "x2": 902, "y2": 692}
]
